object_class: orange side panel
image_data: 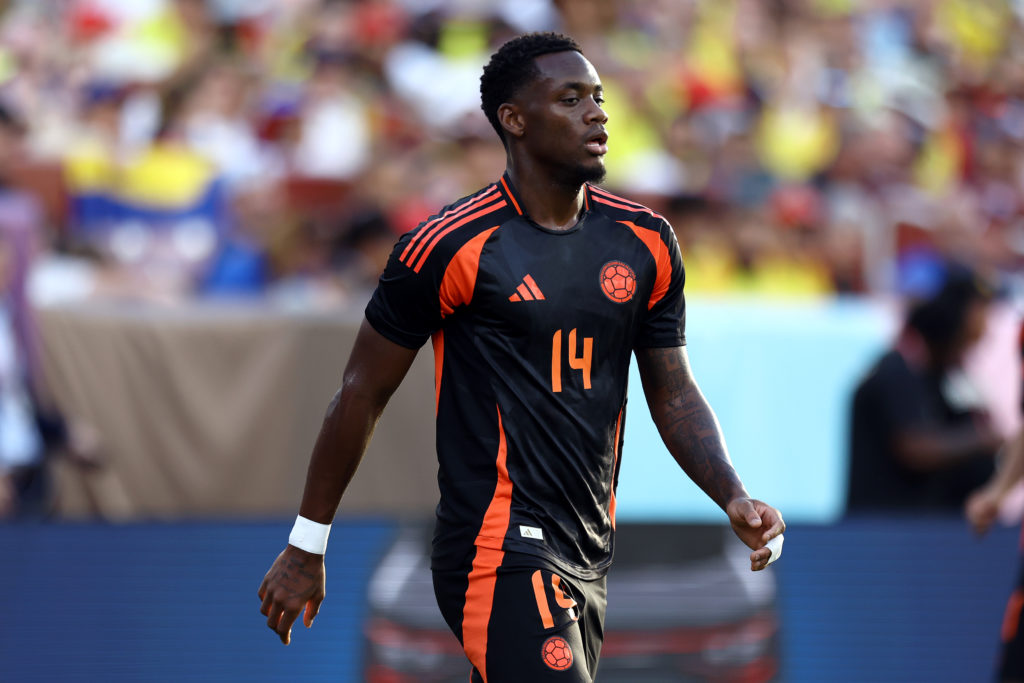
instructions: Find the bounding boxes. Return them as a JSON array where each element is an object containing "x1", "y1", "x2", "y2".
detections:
[
  {"x1": 619, "y1": 220, "x2": 672, "y2": 310},
  {"x1": 462, "y1": 546, "x2": 503, "y2": 683},
  {"x1": 461, "y1": 406, "x2": 513, "y2": 681},
  {"x1": 438, "y1": 226, "x2": 500, "y2": 317}
]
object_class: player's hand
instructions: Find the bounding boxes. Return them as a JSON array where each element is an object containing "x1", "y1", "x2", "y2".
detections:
[
  {"x1": 726, "y1": 497, "x2": 785, "y2": 572},
  {"x1": 258, "y1": 545, "x2": 326, "y2": 645},
  {"x1": 965, "y1": 486, "x2": 1001, "y2": 536}
]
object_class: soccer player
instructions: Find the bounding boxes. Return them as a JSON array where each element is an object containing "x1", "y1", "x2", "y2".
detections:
[{"x1": 258, "y1": 32, "x2": 785, "y2": 682}]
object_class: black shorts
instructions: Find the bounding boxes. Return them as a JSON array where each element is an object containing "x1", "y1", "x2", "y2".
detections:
[
  {"x1": 1000, "y1": 562, "x2": 1024, "y2": 680},
  {"x1": 432, "y1": 549, "x2": 607, "y2": 682}
]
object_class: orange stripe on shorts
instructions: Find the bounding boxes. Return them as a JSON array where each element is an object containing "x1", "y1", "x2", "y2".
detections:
[{"x1": 531, "y1": 570, "x2": 554, "y2": 629}]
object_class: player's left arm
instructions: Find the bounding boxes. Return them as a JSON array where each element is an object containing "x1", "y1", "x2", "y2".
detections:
[{"x1": 635, "y1": 345, "x2": 785, "y2": 571}]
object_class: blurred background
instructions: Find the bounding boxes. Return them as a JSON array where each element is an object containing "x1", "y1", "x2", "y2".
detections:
[{"x1": 1, "y1": 0, "x2": 1023, "y2": 680}]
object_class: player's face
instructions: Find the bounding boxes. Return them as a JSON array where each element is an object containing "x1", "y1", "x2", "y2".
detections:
[{"x1": 517, "y1": 51, "x2": 608, "y2": 185}]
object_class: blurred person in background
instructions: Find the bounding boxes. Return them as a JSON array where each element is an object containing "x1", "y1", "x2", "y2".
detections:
[
  {"x1": 0, "y1": 102, "x2": 98, "y2": 518},
  {"x1": 847, "y1": 264, "x2": 1003, "y2": 512},
  {"x1": 0, "y1": 101, "x2": 49, "y2": 517},
  {"x1": 966, "y1": 320, "x2": 1024, "y2": 682},
  {"x1": 258, "y1": 32, "x2": 784, "y2": 682}
]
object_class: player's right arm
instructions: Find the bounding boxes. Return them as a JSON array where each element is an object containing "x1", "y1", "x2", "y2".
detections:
[
  {"x1": 258, "y1": 318, "x2": 418, "y2": 645},
  {"x1": 258, "y1": 189, "x2": 492, "y2": 642}
]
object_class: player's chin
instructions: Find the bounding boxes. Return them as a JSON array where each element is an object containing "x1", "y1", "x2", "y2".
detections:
[{"x1": 575, "y1": 157, "x2": 606, "y2": 184}]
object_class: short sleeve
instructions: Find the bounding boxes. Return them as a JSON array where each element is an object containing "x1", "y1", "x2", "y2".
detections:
[
  {"x1": 634, "y1": 221, "x2": 686, "y2": 349},
  {"x1": 365, "y1": 232, "x2": 445, "y2": 349}
]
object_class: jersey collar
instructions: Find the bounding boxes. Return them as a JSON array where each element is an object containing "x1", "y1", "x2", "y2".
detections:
[{"x1": 497, "y1": 172, "x2": 593, "y2": 220}]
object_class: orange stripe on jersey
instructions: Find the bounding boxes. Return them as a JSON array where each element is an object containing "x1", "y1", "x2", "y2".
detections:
[
  {"x1": 500, "y1": 176, "x2": 523, "y2": 215},
  {"x1": 406, "y1": 195, "x2": 504, "y2": 270},
  {"x1": 516, "y1": 283, "x2": 534, "y2": 301},
  {"x1": 531, "y1": 570, "x2": 555, "y2": 629},
  {"x1": 431, "y1": 330, "x2": 444, "y2": 415},
  {"x1": 439, "y1": 226, "x2": 499, "y2": 317},
  {"x1": 462, "y1": 406, "x2": 512, "y2": 681},
  {"x1": 523, "y1": 274, "x2": 545, "y2": 300},
  {"x1": 619, "y1": 220, "x2": 672, "y2": 310},
  {"x1": 400, "y1": 186, "x2": 499, "y2": 264},
  {"x1": 608, "y1": 407, "x2": 623, "y2": 530},
  {"x1": 413, "y1": 202, "x2": 507, "y2": 273},
  {"x1": 590, "y1": 186, "x2": 666, "y2": 222}
]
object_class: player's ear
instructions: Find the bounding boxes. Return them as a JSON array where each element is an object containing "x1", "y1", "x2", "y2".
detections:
[{"x1": 498, "y1": 103, "x2": 525, "y2": 140}]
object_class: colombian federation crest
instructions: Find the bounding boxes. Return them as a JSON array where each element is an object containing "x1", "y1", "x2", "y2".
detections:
[{"x1": 599, "y1": 261, "x2": 636, "y2": 303}]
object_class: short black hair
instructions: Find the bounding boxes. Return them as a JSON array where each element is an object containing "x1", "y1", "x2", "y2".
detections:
[{"x1": 480, "y1": 32, "x2": 582, "y2": 147}]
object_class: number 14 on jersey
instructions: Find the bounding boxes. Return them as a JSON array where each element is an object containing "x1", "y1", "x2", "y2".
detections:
[{"x1": 552, "y1": 329, "x2": 593, "y2": 392}]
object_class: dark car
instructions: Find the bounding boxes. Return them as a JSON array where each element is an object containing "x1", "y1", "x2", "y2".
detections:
[{"x1": 364, "y1": 523, "x2": 780, "y2": 682}]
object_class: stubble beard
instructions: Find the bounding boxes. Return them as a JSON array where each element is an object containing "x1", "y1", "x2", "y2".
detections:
[{"x1": 558, "y1": 159, "x2": 606, "y2": 189}]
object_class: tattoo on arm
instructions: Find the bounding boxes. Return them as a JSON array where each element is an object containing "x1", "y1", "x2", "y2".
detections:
[{"x1": 637, "y1": 346, "x2": 746, "y2": 508}]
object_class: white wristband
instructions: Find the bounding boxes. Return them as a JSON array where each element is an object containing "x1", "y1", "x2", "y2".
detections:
[
  {"x1": 288, "y1": 515, "x2": 331, "y2": 555},
  {"x1": 765, "y1": 534, "x2": 784, "y2": 565}
]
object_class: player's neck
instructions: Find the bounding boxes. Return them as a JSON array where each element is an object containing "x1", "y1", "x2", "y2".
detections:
[{"x1": 505, "y1": 164, "x2": 586, "y2": 232}]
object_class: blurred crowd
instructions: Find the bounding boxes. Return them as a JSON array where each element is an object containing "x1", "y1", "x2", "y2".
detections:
[
  {"x1": 0, "y1": 0, "x2": 1022, "y2": 518},
  {"x1": 0, "y1": 0, "x2": 1016, "y2": 306}
]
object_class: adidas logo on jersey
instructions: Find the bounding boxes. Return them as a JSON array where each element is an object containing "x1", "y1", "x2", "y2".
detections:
[{"x1": 509, "y1": 274, "x2": 546, "y2": 302}]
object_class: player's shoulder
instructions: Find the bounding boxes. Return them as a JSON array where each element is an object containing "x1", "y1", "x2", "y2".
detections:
[
  {"x1": 395, "y1": 182, "x2": 512, "y2": 273},
  {"x1": 587, "y1": 184, "x2": 672, "y2": 233}
]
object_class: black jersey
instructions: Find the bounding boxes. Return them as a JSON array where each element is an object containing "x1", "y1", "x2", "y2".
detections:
[{"x1": 365, "y1": 173, "x2": 686, "y2": 579}]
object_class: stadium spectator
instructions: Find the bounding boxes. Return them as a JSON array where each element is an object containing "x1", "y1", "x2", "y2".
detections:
[
  {"x1": 847, "y1": 264, "x2": 1004, "y2": 511},
  {"x1": 0, "y1": 101, "x2": 101, "y2": 518},
  {"x1": 0, "y1": 0, "x2": 1017, "y2": 302},
  {"x1": 0, "y1": 100, "x2": 46, "y2": 516}
]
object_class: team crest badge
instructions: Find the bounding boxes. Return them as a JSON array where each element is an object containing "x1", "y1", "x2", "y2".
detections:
[
  {"x1": 600, "y1": 261, "x2": 636, "y2": 303},
  {"x1": 541, "y1": 635, "x2": 573, "y2": 671}
]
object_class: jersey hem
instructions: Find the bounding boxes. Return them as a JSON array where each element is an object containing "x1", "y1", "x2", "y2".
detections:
[{"x1": 491, "y1": 537, "x2": 612, "y2": 580}]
